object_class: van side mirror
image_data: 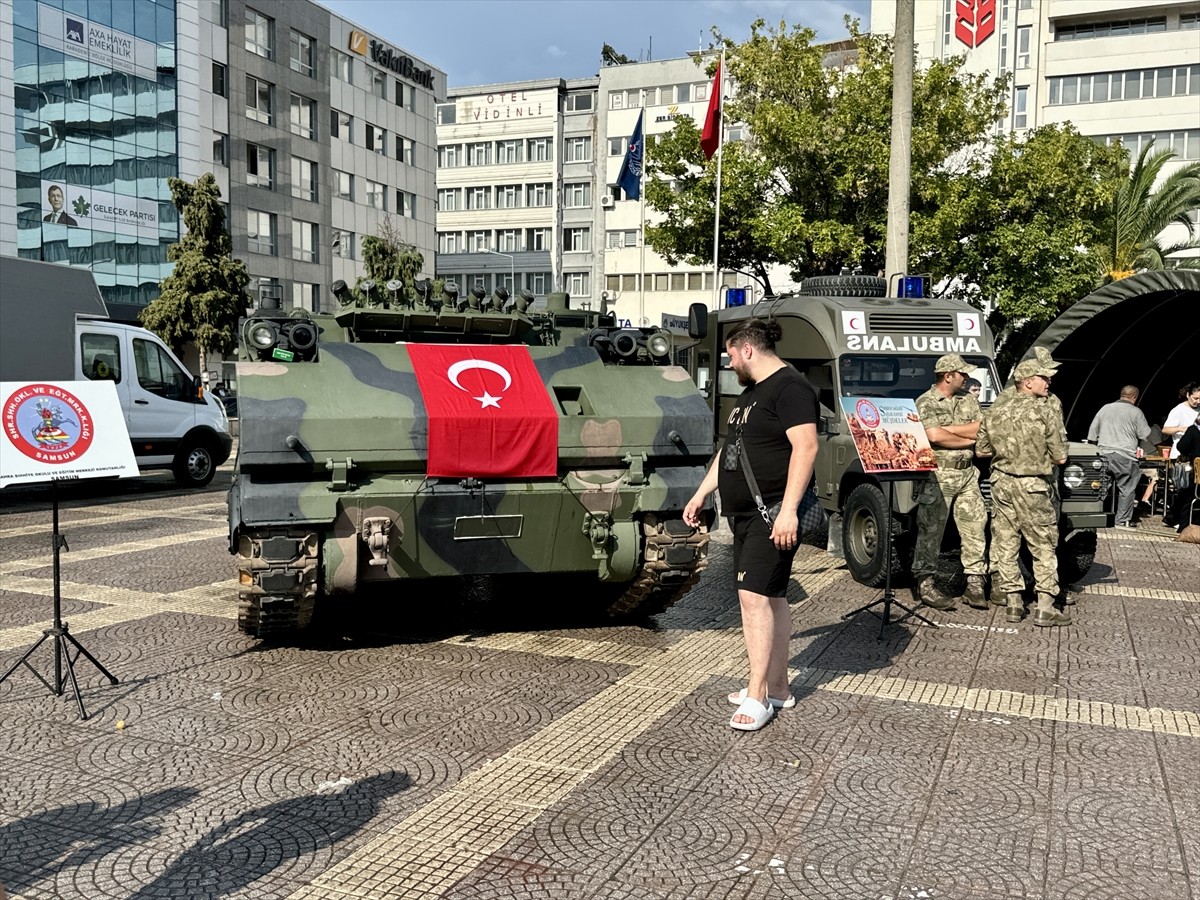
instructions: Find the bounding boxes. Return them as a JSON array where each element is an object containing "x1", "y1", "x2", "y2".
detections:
[
  {"x1": 687, "y1": 302, "x2": 708, "y2": 340},
  {"x1": 193, "y1": 374, "x2": 204, "y2": 401}
]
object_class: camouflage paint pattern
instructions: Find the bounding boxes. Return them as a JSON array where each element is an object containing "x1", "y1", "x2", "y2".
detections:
[{"x1": 229, "y1": 299, "x2": 715, "y2": 633}]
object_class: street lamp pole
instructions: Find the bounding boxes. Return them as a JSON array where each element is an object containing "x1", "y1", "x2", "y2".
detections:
[{"x1": 484, "y1": 249, "x2": 515, "y2": 293}]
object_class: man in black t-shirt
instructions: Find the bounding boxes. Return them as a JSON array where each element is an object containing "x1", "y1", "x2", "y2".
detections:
[{"x1": 684, "y1": 319, "x2": 819, "y2": 732}]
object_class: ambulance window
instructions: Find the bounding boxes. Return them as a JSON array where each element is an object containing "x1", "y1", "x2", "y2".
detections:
[
  {"x1": 81, "y1": 333, "x2": 122, "y2": 384},
  {"x1": 133, "y1": 338, "x2": 191, "y2": 401}
]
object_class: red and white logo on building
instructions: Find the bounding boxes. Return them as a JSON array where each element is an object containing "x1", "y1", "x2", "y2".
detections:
[{"x1": 954, "y1": 0, "x2": 996, "y2": 49}]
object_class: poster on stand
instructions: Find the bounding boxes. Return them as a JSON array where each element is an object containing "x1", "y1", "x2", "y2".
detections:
[
  {"x1": 841, "y1": 396, "x2": 939, "y2": 474},
  {"x1": 1, "y1": 381, "x2": 137, "y2": 487}
]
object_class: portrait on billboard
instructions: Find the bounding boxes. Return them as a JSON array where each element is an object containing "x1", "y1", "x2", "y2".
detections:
[{"x1": 42, "y1": 185, "x2": 78, "y2": 227}]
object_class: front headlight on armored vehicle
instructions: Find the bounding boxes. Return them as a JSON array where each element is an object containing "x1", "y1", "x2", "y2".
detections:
[
  {"x1": 246, "y1": 321, "x2": 278, "y2": 350},
  {"x1": 647, "y1": 331, "x2": 671, "y2": 359},
  {"x1": 1062, "y1": 464, "x2": 1085, "y2": 489}
]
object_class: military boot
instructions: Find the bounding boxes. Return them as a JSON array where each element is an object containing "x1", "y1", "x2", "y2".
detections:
[
  {"x1": 1033, "y1": 607, "x2": 1072, "y2": 627},
  {"x1": 915, "y1": 576, "x2": 955, "y2": 610},
  {"x1": 963, "y1": 575, "x2": 989, "y2": 609},
  {"x1": 1005, "y1": 593, "x2": 1025, "y2": 623}
]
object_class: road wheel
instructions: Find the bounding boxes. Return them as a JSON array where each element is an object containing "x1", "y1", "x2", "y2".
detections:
[
  {"x1": 798, "y1": 275, "x2": 887, "y2": 298},
  {"x1": 842, "y1": 482, "x2": 903, "y2": 587},
  {"x1": 173, "y1": 437, "x2": 216, "y2": 488}
]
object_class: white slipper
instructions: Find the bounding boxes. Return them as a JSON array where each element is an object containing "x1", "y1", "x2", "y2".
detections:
[
  {"x1": 727, "y1": 688, "x2": 795, "y2": 709},
  {"x1": 730, "y1": 695, "x2": 775, "y2": 732}
]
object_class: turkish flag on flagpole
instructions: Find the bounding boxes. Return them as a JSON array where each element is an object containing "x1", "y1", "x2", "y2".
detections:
[
  {"x1": 407, "y1": 344, "x2": 559, "y2": 478},
  {"x1": 700, "y1": 59, "x2": 722, "y2": 160}
]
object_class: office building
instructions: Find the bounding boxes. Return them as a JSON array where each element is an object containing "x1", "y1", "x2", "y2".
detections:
[{"x1": 1, "y1": 0, "x2": 445, "y2": 324}]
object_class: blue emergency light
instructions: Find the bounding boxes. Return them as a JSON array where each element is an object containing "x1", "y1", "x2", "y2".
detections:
[
  {"x1": 726, "y1": 288, "x2": 747, "y2": 307},
  {"x1": 897, "y1": 275, "x2": 927, "y2": 299}
]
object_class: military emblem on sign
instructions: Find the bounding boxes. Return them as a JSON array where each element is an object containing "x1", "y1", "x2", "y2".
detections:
[{"x1": 3, "y1": 385, "x2": 95, "y2": 462}]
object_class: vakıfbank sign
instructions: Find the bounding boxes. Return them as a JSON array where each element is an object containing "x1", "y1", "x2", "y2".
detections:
[
  {"x1": 348, "y1": 30, "x2": 433, "y2": 89},
  {"x1": 38, "y1": 4, "x2": 160, "y2": 83}
]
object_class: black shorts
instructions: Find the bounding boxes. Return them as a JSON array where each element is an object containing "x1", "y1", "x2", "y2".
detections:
[{"x1": 729, "y1": 514, "x2": 799, "y2": 597}]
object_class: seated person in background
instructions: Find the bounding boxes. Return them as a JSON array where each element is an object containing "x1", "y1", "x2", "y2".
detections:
[{"x1": 964, "y1": 377, "x2": 981, "y2": 398}]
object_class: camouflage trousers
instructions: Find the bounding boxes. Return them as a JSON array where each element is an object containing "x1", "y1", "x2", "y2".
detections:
[
  {"x1": 913, "y1": 466, "x2": 988, "y2": 580},
  {"x1": 990, "y1": 471, "x2": 1059, "y2": 598}
]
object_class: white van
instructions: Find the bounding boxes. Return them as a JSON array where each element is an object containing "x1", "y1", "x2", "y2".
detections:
[{"x1": 0, "y1": 256, "x2": 232, "y2": 488}]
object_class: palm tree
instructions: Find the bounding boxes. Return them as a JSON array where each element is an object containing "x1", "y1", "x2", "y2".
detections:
[{"x1": 1094, "y1": 140, "x2": 1200, "y2": 283}]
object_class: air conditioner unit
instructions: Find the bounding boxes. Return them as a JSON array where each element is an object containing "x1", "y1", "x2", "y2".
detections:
[{"x1": 601, "y1": 194, "x2": 615, "y2": 208}]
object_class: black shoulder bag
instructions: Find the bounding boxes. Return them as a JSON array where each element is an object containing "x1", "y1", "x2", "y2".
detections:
[{"x1": 735, "y1": 434, "x2": 828, "y2": 537}]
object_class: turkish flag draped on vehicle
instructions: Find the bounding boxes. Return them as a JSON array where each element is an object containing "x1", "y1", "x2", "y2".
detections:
[
  {"x1": 407, "y1": 344, "x2": 558, "y2": 478},
  {"x1": 700, "y1": 59, "x2": 722, "y2": 160}
]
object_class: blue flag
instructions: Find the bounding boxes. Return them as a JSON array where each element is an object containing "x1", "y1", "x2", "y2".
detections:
[{"x1": 616, "y1": 110, "x2": 644, "y2": 201}]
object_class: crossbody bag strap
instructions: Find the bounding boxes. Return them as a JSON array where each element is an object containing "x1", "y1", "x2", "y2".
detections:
[{"x1": 738, "y1": 440, "x2": 774, "y2": 526}]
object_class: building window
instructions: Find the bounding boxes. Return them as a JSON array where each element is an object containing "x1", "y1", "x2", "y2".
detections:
[
  {"x1": 245, "y1": 76, "x2": 273, "y2": 125},
  {"x1": 467, "y1": 142, "x2": 491, "y2": 166},
  {"x1": 527, "y1": 228, "x2": 550, "y2": 251},
  {"x1": 290, "y1": 94, "x2": 316, "y2": 140},
  {"x1": 675, "y1": 83, "x2": 691, "y2": 103},
  {"x1": 292, "y1": 220, "x2": 318, "y2": 262},
  {"x1": 610, "y1": 91, "x2": 625, "y2": 110},
  {"x1": 396, "y1": 136, "x2": 415, "y2": 165},
  {"x1": 564, "y1": 137, "x2": 591, "y2": 162},
  {"x1": 334, "y1": 170, "x2": 353, "y2": 200},
  {"x1": 565, "y1": 272, "x2": 590, "y2": 296},
  {"x1": 497, "y1": 140, "x2": 522, "y2": 164},
  {"x1": 1017, "y1": 25, "x2": 1031, "y2": 68},
  {"x1": 1047, "y1": 66, "x2": 1200, "y2": 105},
  {"x1": 468, "y1": 231, "x2": 490, "y2": 252},
  {"x1": 497, "y1": 229, "x2": 521, "y2": 252},
  {"x1": 565, "y1": 92, "x2": 593, "y2": 112},
  {"x1": 292, "y1": 157, "x2": 318, "y2": 202},
  {"x1": 395, "y1": 81, "x2": 416, "y2": 110},
  {"x1": 528, "y1": 137, "x2": 552, "y2": 161},
  {"x1": 564, "y1": 182, "x2": 591, "y2": 208},
  {"x1": 563, "y1": 227, "x2": 590, "y2": 252},
  {"x1": 495, "y1": 185, "x2": 520, "y2": 209},
  {"x1": 397, "y1": 191, "x2": 416, "y2": 218},
  {"x1": 334, "y1": 50, "x2": 353, "y2": 82},
  {"x1": 1014, "y1": 86, "x2": 1028, "y2": 128},
  {"x1": 438, "y1": 232, "x2": 460, "y2": 254},
  {"x1": 526, "y1": 272, "x2": 548, "y2": 294},
  {"x1": 332, "y1": 230, "x2": 355, "y2": 259},
  {"x1": 1183, "y1": 12, "x2": 1200, "y2": 29},
  {"x1": 607, "y1": 229, "x2": 637, "y2": 248},
  {"x1": 1018, "y1": 0, "x2": 1032, "y2": 8},
  {"x1": 366, "y1": 124, "x2": 386, "y2": 154},
  {"x1": 331, "y1": 110, "x2": 352, "y2": 143},
  {"x1": 527, "y1": 184, "x2": 551, "y2": 207},
  {"x1": 244, "y1": 8, "x2": 273, "y2": 58},
  {"x1": 437, "y1": 103, "x2": 456, "y2": 124},
  {"x1": 1055, "y1": 17, "x2": 1167, "y2": 41},
  {"x1": 437, "y1": 188, "x2": 460, "y2": 211},
  {"x1": 365, "y1": 180, "x2": 386, "y2": 210},
  {"x1": 439, "y1": 144, "x2": 461, "y2": 167},
  {"x1": 292, "y1": 282, "x2": 319, "y2": 311},
  {"x1": 212, "y1": 62, "x2": 227, "y2": 97},
  {"x1": 212, "y1": 132, "x2": 228, "y2": 166},
  {"x1": 466, "y1": 186, "x2": 490, "y2": 210},
  {"x1": 246, "y1": 143, "x2": 274, "y2": 188},
  {"x1": 290, "y1": 30, "x2": 315, "y2": 77},
  {"x1": 694, "y1": 83, "x2": 706, "y2": 102},
  {"x1": 247, "y1": 210, "x2": 276, "y2": 255},
  {"x1": 608, "y1": 137, "x2": 625, "y2": 156}
]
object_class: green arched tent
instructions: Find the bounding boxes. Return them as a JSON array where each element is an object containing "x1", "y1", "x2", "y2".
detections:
[{"x1": 1023, "y1": 270, "x2": 1199, "y2": 438}]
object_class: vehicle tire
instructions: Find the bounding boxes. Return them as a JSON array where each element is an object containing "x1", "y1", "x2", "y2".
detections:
[
  {"x1": 798, "y1": 275, "x2": 888, "y2": 298},
  {"x1": 173, "y1": 437, "x2": 217, "y2": 488},
  {"x1": 842, "y1": 482, "x2": 903, "y2": 587}
]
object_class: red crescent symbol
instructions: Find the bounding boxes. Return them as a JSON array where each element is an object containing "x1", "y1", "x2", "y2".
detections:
[
  {"x1": 849, "y1": 317, "x2": 860, "y2": 330},
  {"x1": 966, "y1": 318, "x2": 975, "y2": 329}
]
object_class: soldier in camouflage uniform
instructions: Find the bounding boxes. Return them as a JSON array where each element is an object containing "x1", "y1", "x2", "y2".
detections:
[
  {"x1": 912, "y1": 354, "x2": 989, "y2": 610},
  {"x1": 976, "y1": 355, "x2": 1071, "y2": 627}
]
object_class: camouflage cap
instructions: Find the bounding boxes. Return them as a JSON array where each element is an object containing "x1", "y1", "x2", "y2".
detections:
[
  {"x1": 934, "y1": 353, "x2": 973, "y2": 374},
  {"x1": 1031, "y1": 346, "x2": 1060, "y2": 371},
  {"x1": 1014, "y1": 358, "x2": 1056, "y2": 381}
]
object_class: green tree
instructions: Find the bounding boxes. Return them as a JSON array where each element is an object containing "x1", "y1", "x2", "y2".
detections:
[
  {"x1": 1093, "y1": 141, "x2": 1200, "y2": 282},
  {"x1": 644, "y1": 19, "x2": 1009, "y2": 288},
  {"x1": 351, "y1": 214, "x2": 426, "y2": 306},
  {"x1": 140, "y1": 173, "x2": 249, "y2": 374},
  {"x1": 601, "y1": 43, "x2": 633, "y2": 66},
  {"x1": 914, "y1": 124, "x2": 1127, "y2": 336}
]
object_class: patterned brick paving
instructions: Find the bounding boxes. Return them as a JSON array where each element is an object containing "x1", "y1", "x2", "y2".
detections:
[{"x1": 0, "y1": 464, "x2": 1197, "y2": 899}]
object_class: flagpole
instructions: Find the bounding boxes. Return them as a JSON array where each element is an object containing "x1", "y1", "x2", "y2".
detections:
[
  {"x1": 710, "y1": 49, "x2": 725, "y2": 310},
  {"x1": 638, "y1": 100, "x2": 647, "y2": 325}
]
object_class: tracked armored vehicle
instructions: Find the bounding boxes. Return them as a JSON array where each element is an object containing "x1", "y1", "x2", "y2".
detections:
[{"x1": 228, "y1": 284, "x2": 715, "y2": 638}]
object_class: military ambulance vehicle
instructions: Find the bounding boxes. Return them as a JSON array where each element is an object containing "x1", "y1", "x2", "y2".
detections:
[
  {"x1": 228, "y1": 284, "x2": 714, "y2": 638},
  {"x1": 693, "y1": 275, "x2": 1110, "y2": 589}
]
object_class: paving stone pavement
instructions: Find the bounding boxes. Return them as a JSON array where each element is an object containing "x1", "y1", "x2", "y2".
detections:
[{"x1": 0, "y1": 463, "x2": 1197, "y2": 900}]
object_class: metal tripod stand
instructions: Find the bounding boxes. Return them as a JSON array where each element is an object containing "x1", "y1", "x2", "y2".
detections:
[
  {"x1": 842, "y1": 478, "x2": 940, "y2": 640},
  {"x1": 0, "y1": 482, "x2": 119, "y2": 720}
]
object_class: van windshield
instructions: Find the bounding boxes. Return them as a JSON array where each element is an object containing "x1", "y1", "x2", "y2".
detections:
[{"x1": 839, "y1": 355, "x2": 999, "y2": 403}]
